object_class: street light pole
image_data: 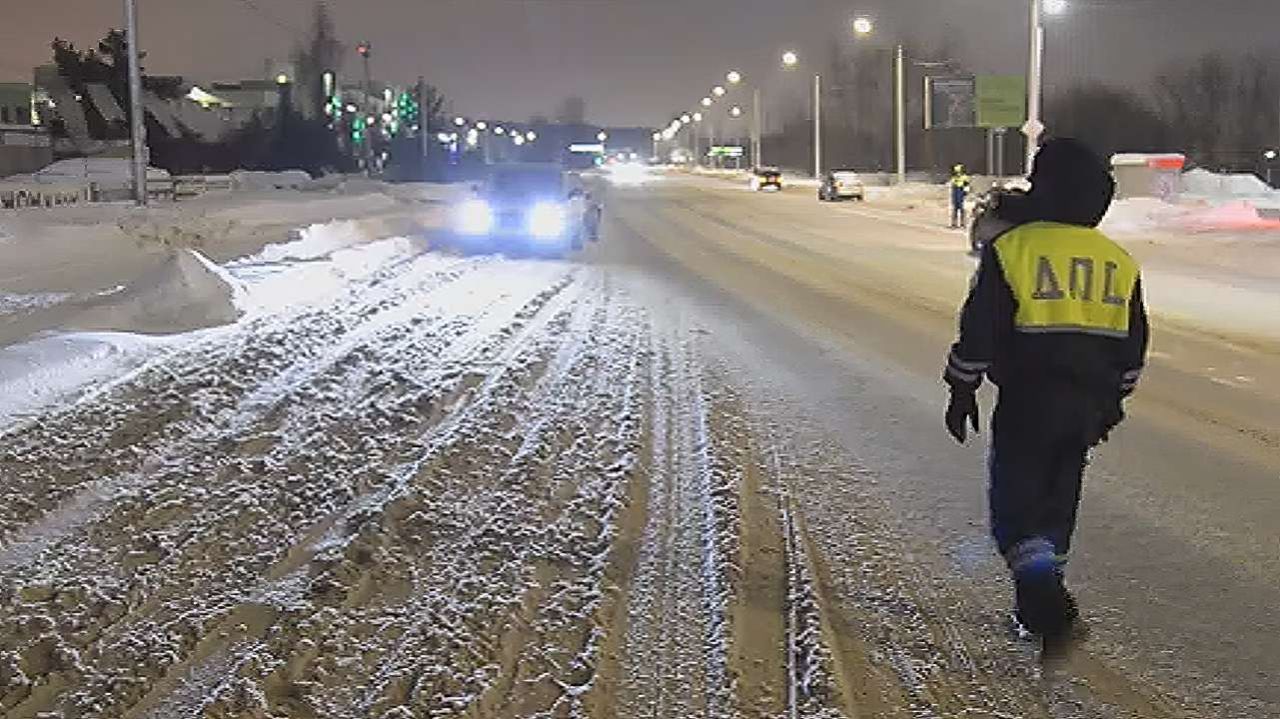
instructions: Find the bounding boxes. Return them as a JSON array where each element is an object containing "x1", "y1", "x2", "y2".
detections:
[
  {"x1": 753, "y1": 87, "x2": 762, "y2": 167},
  {"x1": 813, "y1": 74, "x2": 822, "y2": 178},
  {"x1": 124, "y1": 0, "x2": 147, "y2": 206},
  {"x1": 417, "y1": 76, "x2": 429, "y2": 181},
  {"x1": 1025, "y1": 0, "x2": 1046, "y2": 175},
  {"x1": 895, "y1": 44, "x2": 906, "y2": 184}
]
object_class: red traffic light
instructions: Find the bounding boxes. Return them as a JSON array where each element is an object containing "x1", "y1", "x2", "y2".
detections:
[{"x1": 356, "y1": 42, "x2": 371, "y2": 57}]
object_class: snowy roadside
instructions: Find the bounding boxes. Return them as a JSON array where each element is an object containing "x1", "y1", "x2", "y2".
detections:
[
  {"x1": 0, "y1": 183, "x2": 465, "y2": 429},
  {"x1": 839, "y1": 186, "x2": 1280, "y2": 343}
]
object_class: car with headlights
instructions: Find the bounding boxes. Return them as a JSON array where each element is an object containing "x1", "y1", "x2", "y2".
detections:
[
  {"x1": 452, "y1": 163, "x2": 596, "y2": 255},
  {"x1": 818, "y1": 170, "x2": 865, "y2": 201},
  {"x1": 749, "y1": 167, "x2": 783, "y2": 191}
]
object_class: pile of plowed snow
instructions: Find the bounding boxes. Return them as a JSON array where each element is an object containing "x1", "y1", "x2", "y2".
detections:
[
  {"x1": 70, "y1": 249, "x2": 244, "y2": 334},
  {"x1": 0, "y1": 331, "x2": 163, "y2": 429}
]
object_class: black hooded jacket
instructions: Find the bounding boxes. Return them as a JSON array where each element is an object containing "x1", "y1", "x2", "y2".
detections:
[{"x1": 945, "y1": 140, "x2": 1149, "y2": 401}]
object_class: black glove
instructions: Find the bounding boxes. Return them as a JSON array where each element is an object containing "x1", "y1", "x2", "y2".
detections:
[{"x1": 945, "y1": 388, "x2": 981, "y2": 444}]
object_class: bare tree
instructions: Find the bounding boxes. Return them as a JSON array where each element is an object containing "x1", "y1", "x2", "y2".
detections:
[
  {"x1": 1154, "y1": 52, "x2": 1279, "y2": 170},
  {"x1": 291, "y1": 2, "x2": 344, "y2": 120},
  {"x1": 1046, "y1": 84, "x2": 1170, "y2": 158},
  {"x1": 556, "y1": 96, "x2": 587, "y2": 125}
]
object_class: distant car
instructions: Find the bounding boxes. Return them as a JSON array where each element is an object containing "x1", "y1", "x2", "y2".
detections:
[
  {"x1": 749, "y1": 167, "x2": 783, "y2": 191},
  {"x1": 451, "y1": 163, "x2": 597, "y2": 256},
  {"x1": 818, "y1": 170, "x2": 865, "y2": 201}
]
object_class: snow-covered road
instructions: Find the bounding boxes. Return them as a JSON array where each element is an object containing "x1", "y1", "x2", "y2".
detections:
[{"x1": 2, "y1": 175, "x2": 1276, "y2": 718}]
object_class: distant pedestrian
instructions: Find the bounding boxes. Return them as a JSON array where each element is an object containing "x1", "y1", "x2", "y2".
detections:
[
  {"x1": 949, "y1": 164, "x2": 972, "y2": 229},
  {"x1": 942, "y1": 138, "x2": 1149, "y2": 656}
]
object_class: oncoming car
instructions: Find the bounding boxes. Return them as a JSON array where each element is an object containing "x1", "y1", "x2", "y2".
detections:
[
  {"x1": 452, "y1": 163, "x2": 600, "y2": 256},
  {"x1": 749, "y1": 167, "x2": 783, "y2": 191},
  {"x1": 818, "y1": 170, "x2": 865, "y2": 201}
]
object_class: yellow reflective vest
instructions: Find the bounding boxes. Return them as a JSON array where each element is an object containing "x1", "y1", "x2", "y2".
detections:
[{"x1": 993, "y1": 221, "x2": 1138, "y2": 338}]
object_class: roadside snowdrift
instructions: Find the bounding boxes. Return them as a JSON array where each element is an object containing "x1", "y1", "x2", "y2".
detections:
[{"x1": 69, "y1": 249, "x2": 244, "y2": 334}]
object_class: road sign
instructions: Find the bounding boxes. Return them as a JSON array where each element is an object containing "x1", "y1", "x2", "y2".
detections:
[
  {"x1": 924, "y1": 77, "x2": 976, "y2": 129},
  {"x1": 977, "y1": 75, "x2": 1027, "y2": 128},
  {"x1": 569, "y1": 143, "x2": 605, "y2": 154},
  {"x1": 708, "y1": 145, "x2": 744, "y2": 158}
]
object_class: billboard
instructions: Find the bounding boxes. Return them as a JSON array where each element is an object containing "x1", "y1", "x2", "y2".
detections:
[
  {"x1": 925, "y1": 75, "x2": 1028, "y2": 129},
  {"x1": 976, "y1": 75, "x2": 1027, "y2": 128},
  {"x1": 925, "y1": 77, "x2": 976, "y2": 129}
]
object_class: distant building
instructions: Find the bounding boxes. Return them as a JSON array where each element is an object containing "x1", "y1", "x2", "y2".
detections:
[
  {"x1": 0, "y1": 82, "x2": 33, "y2": 126},
  {"x1": 0, "y1": 82, "x2": 52, "y2": 176}
]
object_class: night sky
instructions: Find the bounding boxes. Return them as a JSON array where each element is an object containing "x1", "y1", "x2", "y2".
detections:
[{"x1": 2, "y1": 0, "x2": 1276, "y2": 126}]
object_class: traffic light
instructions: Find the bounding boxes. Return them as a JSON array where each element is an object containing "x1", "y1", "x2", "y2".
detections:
[
  {"x1": 395, "y1": 91, "x2": 420, "y2": 133},
  {"x1": 357, "y1": 42, "x2": 371, "y2": 58},
  {"x1": 352, "y1": 115, "x2": 366, "y2": 144}
]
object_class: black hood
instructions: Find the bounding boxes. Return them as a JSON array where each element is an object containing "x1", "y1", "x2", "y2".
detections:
[{"x1": 1026, "y1": 138, "x2": 1115, "y2": 227}]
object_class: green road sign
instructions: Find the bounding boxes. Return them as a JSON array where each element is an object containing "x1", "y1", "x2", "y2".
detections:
[{"x1": 976, "y1": 75, "x2": 1026, "y2": 128}]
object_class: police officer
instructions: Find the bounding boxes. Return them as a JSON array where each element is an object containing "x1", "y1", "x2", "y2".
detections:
[
  {"x1": 942, "y1": 138, "x2": 1149, "y2": 648},
  {"x1": 949, "y1": 164, "x2": 972, "y2": 229}
]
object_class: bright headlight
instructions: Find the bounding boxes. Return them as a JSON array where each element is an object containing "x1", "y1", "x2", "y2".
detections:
[
  {"x1": 455, "y1": 199, "x2": 494, "y2": 235},
  {"x1": 528, "y1": 202, "x2": 568, "y2": 238}
]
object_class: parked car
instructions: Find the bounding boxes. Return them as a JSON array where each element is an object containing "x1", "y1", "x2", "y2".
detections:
[
  {"x1": 749, "y1": 167, "x2": 783, "y2": 191},
  {"x1": 818, "y1": 170, "x2": 865, "y2": 201}
]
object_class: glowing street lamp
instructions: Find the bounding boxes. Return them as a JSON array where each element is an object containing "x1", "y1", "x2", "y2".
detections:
[
  {"x1": 852, "y1": 16, "x2": 874, "y2": 35},
  {"x1": 526, "y1": 131, "x2": 537, "y2": 141},
  {"x1": 726, "y1": 70, "x2": 742, "y2": 85},
  {"x1": 453, "y1": 117, "x2": 466, "y2": 127},
  {"x1": 730, "y1": 106, "x2": 743, "y2": 118},
  {"x1": 597, "y1": 131, "x2": 608, "y2": 141},
  {"x1": 782, "y1": 51, "x2": 799, "y2": 67},
  {"x1": 652, "y1": 132, "x2": 662, "y2": 141},
  {"x1": 692, "y1": 112, "x2": 703, "y2": 122},
  {"x1": 712, "y1": 85, "x2": 726, "y2": 97},
  {"x1": 494, "y1": 125, "x2": 506, "y2": 135},
  {"x1": 275, "y1": 73, "x2": 290, "y2": 85},
  {"x1": 680, "y1": 114, "x2": 691, "y2": 124},
  {"x1": 513, "y1": 134, "x2": 525, "y2": 146},
  {"x1": 700, "y1": 97, "x2": 713, "y2": 107}
]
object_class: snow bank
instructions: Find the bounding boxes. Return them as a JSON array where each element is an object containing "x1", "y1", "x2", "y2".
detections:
[
  {"x1": 0, "y1": 331, "x2": 164, "y2": 429},
  {"x1": 248, "y1": 220, "x2": 380, "y2": 263},
  {"x1": 1182, "y1": 168, "x2": 1275, "y2": 199},
  {"x1": 229, "y1": 170, "x2": 314, "y2": 192},
  {"x1": 1102, "y1": 197, "x2": 1280, "y2": 235},
  {"x1": 14, "y1": 158, "x2": 170, "y2": 185},
  {"x1": 1101, "y1": 198, "x2": 1190, "y2": 234},
  {"x1": 0, "y1": 292, "x2": 74, "y2": 316},
  {"x1": 69, "y1": 249, "x2": 245, "y2": 334}
]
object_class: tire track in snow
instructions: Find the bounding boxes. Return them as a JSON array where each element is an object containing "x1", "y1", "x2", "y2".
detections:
[{"x1": 0, "y1": 254, "x2": 586, "y2": 711}]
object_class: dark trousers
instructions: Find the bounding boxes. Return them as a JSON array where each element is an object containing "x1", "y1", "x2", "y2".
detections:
[
  {"x1": 988, "y1": 387, "x2": 1093, "y2": 562},
  {"x1": 950, "y1": 191, "x2": 967, "y2": 227}
]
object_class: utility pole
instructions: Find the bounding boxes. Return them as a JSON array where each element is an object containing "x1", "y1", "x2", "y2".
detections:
[
  {"x1": 752, "y1": 87, "x2": 762, "y2": 167},
  {"x1": 416, "y1": 76, "x2": 429, "y2": 181},
  {"x1": 124, "y1": 0, "x2": 147, "y2": 206},
  {"x1": 1025, "y1": 0, "x2": 1046, "y2": 175},
  {"x1": 895, "y1": 44, "x2": 906, "y2": 185},
  {"x1": 813, "y1": 74, "x2": 822, "y2": 178},
  {"x1": 357, "y1": 42, "x2": 373, "y2": 173}
]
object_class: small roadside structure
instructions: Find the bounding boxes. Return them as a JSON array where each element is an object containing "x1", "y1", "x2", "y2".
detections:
[{"x1": 1110, "y1": 153, "x2": 1186, "y2": 200}]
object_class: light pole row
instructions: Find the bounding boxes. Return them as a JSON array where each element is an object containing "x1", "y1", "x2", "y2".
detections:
[{"x1": 668, "y1": 1, "x2": 1065, "y2": 182}]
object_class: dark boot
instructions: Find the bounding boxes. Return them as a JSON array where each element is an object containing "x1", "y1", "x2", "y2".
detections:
[{"x1": 1013, "y1": 566, "x2": 1074, "y2": 637}]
